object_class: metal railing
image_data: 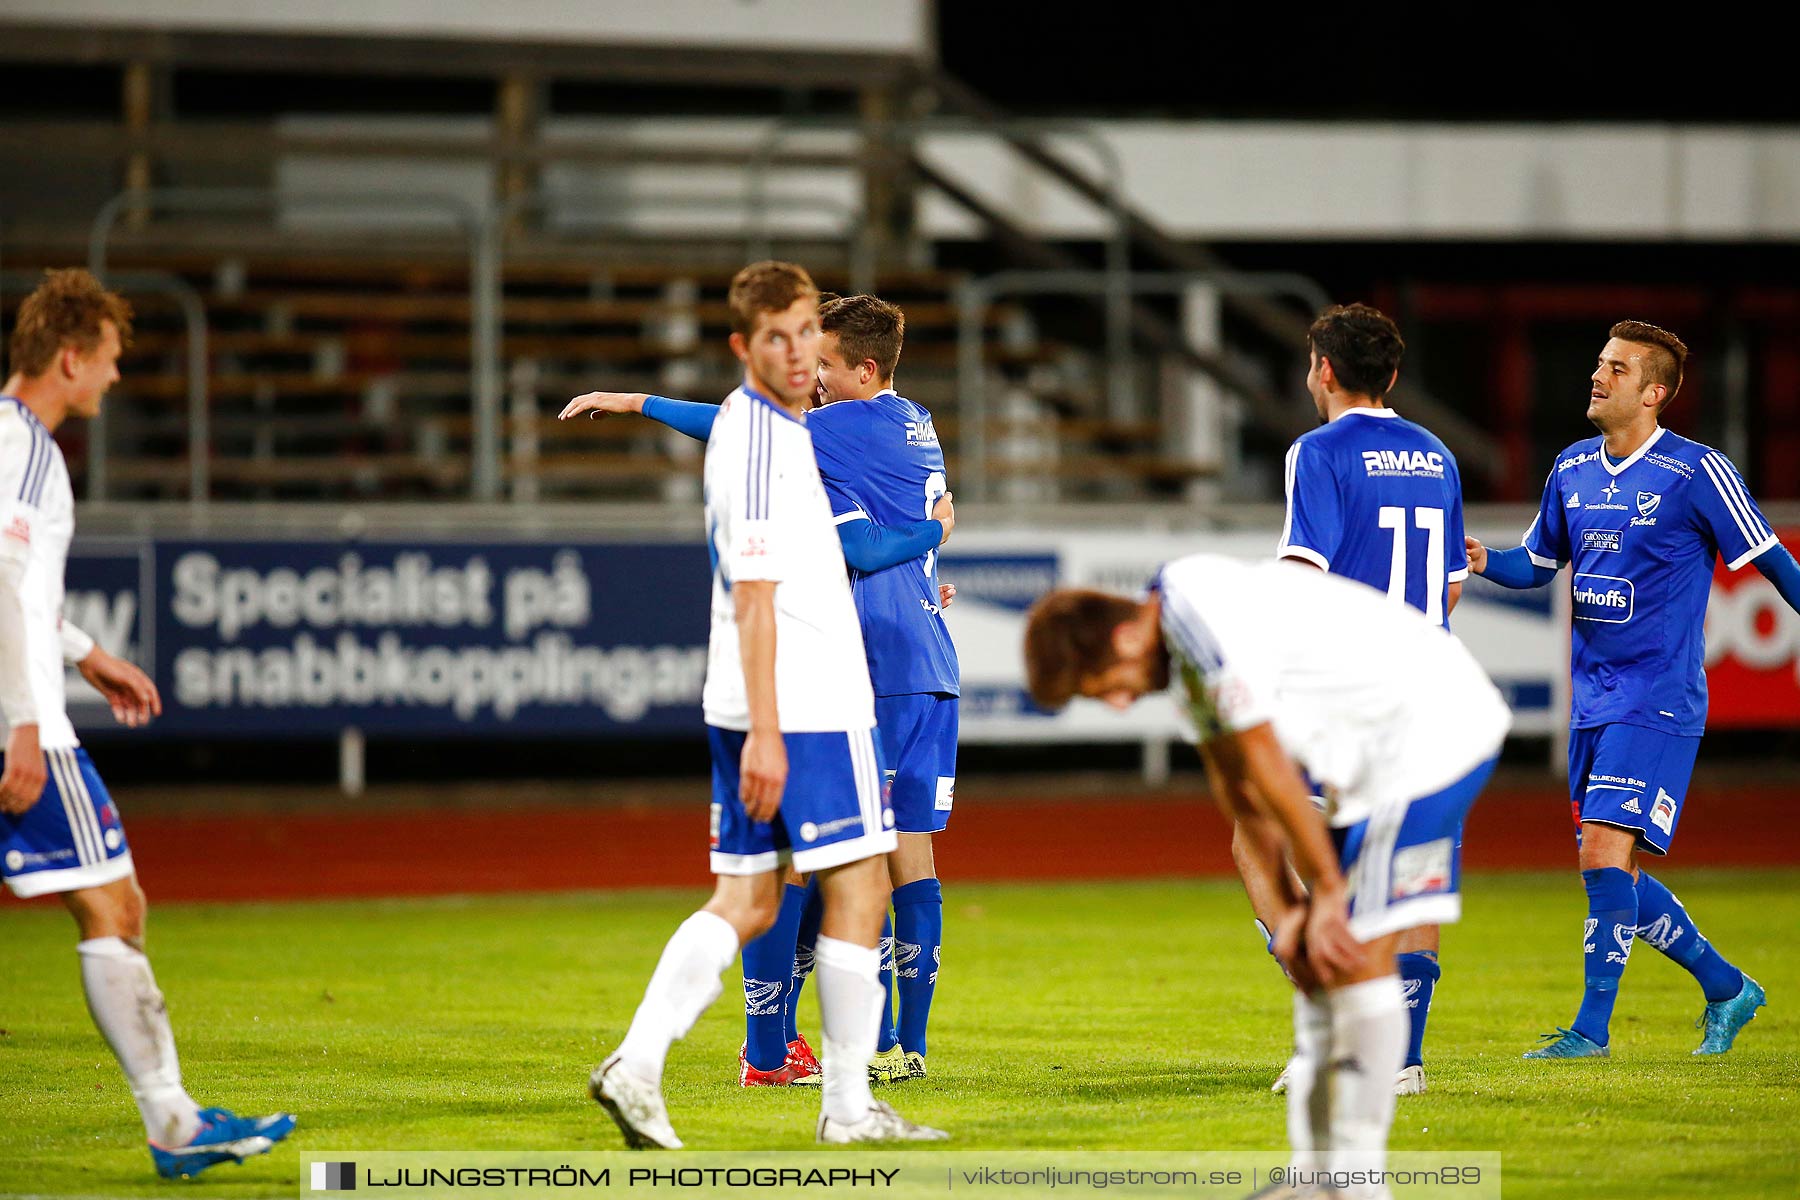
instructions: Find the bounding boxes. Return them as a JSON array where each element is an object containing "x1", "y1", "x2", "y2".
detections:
[
  {"x1": 745, "y1": 116, "x2": 1136, "y2": 416},
  {"x1": 955, "y1": 269, "x2": 1333, "y2": 502},
  {"x1": 87, "y1": 186, "x2": 502, "y2": 500}
]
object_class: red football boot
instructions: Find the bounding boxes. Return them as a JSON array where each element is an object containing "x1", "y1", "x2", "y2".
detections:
[
  {"x1": 738, "y1": 1041, "x2": 821, "y2": 1087},
  {"x1": 786, "y1": 1036, "x2": 823, "y2": 1085}
]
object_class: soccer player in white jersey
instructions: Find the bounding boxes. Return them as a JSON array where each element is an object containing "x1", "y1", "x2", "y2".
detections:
[
  {"x1": 1468, "y1": 321, "x2": 1797, "y2": 1059},
  {"x1": 1263, "y1": 303, "x2": 1470, "y2": 1097},
  {"x1": 0, "y1": 269, "x2": 297, "y2": 1178},
  {"x1": 1024, "y1": 559, "x2": 1509, "y2": 1200},
  {"x1": 589, "y1": 262, "x2": 945, "y2": 1147}
]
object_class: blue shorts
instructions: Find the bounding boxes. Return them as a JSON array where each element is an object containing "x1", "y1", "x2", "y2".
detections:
[
  {"x1": 1567, "y1": 724, "x2": 1700, "y2": 856},
  {"x1": 875, "y1": 693, "x2": 958, "y2": 835},
  {"x1": 1335, "y1": 757, "x2": 1496, "y2": 942},
  {"x1": 708, "y1": 725, "x2": 896, "y2": 876},
  {"x1": 2, "y1": 747, "x2": 134, "y2": 899}
]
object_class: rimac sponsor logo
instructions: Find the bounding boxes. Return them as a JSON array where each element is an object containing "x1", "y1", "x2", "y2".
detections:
[
  {"x1": 1359, "y1": 448, "x2": 1445, "y2": 477},
  {"x1": 1582, "y1": 529, "x2": 1623, "y2": 553},
  {"x1": 1572, "y1": 573, "x2": 1634, "y2": 623},
  {"x1": 1585, "y1": 480, "x2": 1629, "y2": 510},
  {"x1": 905, "y1": 418, "x2": 939, "y2": 445},
  {"x1": 1632, "y1": 491, "x2": 1661, "y2": 526}
]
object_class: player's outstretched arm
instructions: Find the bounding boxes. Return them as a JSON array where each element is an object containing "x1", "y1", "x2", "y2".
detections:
[
  {"x1": 1754, "y1": 542, "x2": 1800, "y2": 613},
  {"x1": 559, "y1": 391, "x2": 722, "y2": 443},
  {"x1": 1467, "y1": 535, "x2": 1559, "y2": 590},
  {"x1": 0, "y1": 551, "x2": 46, "y2": 814}
]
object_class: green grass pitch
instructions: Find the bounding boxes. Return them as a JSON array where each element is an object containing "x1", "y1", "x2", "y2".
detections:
[{"x1": 1, "y1": 871, "x2": 1795, "y2": 1199}]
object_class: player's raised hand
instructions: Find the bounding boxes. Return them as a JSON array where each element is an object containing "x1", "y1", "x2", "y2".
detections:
[
  {"x1": 0, "y1": 723, "x2": 47, "y2": 815},
  {"x1": 938, "y1": 583, "x2": 956, "y2": 610},
  {"x1": 1303, "y1": 887, "x2": 1365, "y2": 984},
  {"x1": 76, "y1": 646, "x2": 161, "y2": 728},
  {"x1": 932, "y1": 492, "x2": 955, "y2": 543},
  {"x1": 1465, "y1": 535, "x2": 1489, "y2": 576},
  {"x1": 559, "y1": 391, "x2": 648, "y2": 421},
  {"x1": 740, "y1": 727, "x2": 788, "y2": 822}
]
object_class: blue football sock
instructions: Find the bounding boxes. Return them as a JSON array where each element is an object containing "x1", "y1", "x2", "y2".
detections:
[
  {"x1": 741, "y1": 882, "x2": 807, "y2": 1071},
  {"x1": 1397, "y1": 951, "x2": 1440, "y2": 1069},
  {"x1": 877, "y1": 911, "x2": 901, "y2": 1053},
  {"x1": 893, "y1": 878, "x2": 944, "y2": 1058},
  {"x1": 1634, "y1": 872, "x2": 1744, "y2": 1002},
  {"x1": 783, "y1": 879, "x2": 822, "y2": 1047},
  {"x1": 1572, "y1": 867, "x2": 1638, "y2": 1046}
]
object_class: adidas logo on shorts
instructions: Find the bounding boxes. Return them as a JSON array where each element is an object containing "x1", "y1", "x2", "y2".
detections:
[{"x1": 1621, "y1": 796, "x2": 1643, "y2": 815}]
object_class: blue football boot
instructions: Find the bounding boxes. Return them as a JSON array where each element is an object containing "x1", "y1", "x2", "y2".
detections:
[
  {"x1": 1694, "y1": 974, "x2": 1766, "y2": 1055},
  {"x1": 150, "y1": 1107, "x2": 297, "y2": 1179},
  {"x1": 1523, "y1": 1027, "x2": 1609, "y2": 1059}
]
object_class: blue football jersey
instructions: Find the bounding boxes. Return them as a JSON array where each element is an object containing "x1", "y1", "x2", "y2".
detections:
[
  {"x1": 809, "y1": 390, "x2": 960, "y2": 698},
  {"x1": 1522, "y1": 427, "x2": 1778, "y2": 735},
  {"x1": 1278, "y1": 409, "x2": 1469, "y2": 628}
]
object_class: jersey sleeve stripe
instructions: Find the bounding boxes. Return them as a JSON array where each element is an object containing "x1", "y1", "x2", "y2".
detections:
[
  {"x1": 746, "y1": 402, "x2": 770, "y2": 520},
  {"x1": 1160, "y1": 590, "x2": 1226, "y2": 673},
  {"x1": 1521, "y1": 513, "x2": 1563, "y2": 569},
  {"x1": 15, "y1": 421, "x2": 47, "y2": 503},
  {"x1": 26, "y1": 425, "x2": 55, "y2": 504},
  {"x1": 1702, "y1": 452, "x2": 1772, "y2": 543},
  {"x1": 1447, "y1": 567, "x2": 1470, "y2": 583},
  {"x1": 1725, "y1": 534, "x2": 1780, "y2": 572},
  {"x1": 832, "y1": 508, "x2": 870, "y2": 526},
  {"x1": 1277, "y1": 443, "x2": 1300, "y2": 551}
]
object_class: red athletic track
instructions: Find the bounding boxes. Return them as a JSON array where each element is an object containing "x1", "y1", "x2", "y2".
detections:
[{"x1": 4, "y1": 778, "x2": 1795, "y2": 906}]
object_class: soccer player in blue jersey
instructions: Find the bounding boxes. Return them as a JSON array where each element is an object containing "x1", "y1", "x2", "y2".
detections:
[
  {"x1": 1467, "y1": 320, "x2": 1800, "y2": 1059},
  {"x1": 562, "y1": 295, "x2": 959, "y2": 1086},
  {"x1": 1264, "y1": 304, "x2": 1468, "y2": 1097}
]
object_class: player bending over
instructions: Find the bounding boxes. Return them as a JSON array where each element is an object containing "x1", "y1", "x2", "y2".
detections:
[
  {"x1": 565, "y1": 295, "x2": 959, "y2": 1088},
  {"x1": 1263, "y1": 303, "x2": 1470, "y2": 1097},
  {"x1": 589, "y1": 262, "x2": 945, "y2": 1146},
  {"x1": 0, "y1": 269, "x2": 296, "y2": 1178},
  {"x1": 1468, "y1": 320, "x2": 1795, "y2": 1059},
  {"x1": 1023, "y1": 557, "x2": 1508, "y2": 1200}
]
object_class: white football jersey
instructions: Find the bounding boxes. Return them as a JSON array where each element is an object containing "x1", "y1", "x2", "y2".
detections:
[
  {"x1": 0, "y1": 398, "x2": 80, "y2": 750},
  {"x1": 1157, "y1": 554, "x2": 1510, "y2": 825},
  {"x1": 701, "y1": 386, "x2": 875, "y2": 733}
]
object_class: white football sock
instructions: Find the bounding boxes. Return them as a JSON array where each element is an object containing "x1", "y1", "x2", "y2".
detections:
[
  {"x1": 814, "y1": 935, "x2": 882, "y2": 1124},
  {"x1": 614, "y1": 910, "x2": 740, "y2": 1083},
  {"x1": 1327, "y1": 975, "x2": 1408, "y2": 1200},
  {"x1": 77, "y1": 938, "x2": 201, "y2": 1147},
  {"x1": 1286, "y1": 989, "x2": 1332, "y2": 1174}
]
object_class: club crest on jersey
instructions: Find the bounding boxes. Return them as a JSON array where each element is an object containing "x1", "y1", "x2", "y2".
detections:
[
  {"x1": 1632, "y1": 491, "x2": 1661, "y2": 526},
  {"x1": 1360, "y1": 449, "x2": 1445, "y2": 477}
]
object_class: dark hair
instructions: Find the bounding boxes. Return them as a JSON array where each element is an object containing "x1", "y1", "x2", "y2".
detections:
[
  {"x1": 8, "y1": 268, "x2": 133, "y2": 377},
  {"x1": 820, "y1": 294, "x2": 905, "y2": 381},
  {"x1": 1022, "y1": 588, "x2": 1142, "y2": 711},
  {"x1": 1608, "y1": 319, "x2": 1688, "y2": 407},
  {"x1": 727, "y1": 260, "x2": 818, "y2": 338},
  {"x1": 1307, "y1": 303, "x2": 1404, "y2": 398}
]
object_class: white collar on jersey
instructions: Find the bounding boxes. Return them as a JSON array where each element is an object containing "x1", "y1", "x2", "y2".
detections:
[
  {"x1": 1330, "y1": 406, "x2": 1399, "y2": 422},
  {"x1": 872, "y1": 388, "x2": 898, "y2": 400},
  {"x1": 1599, "y1": 425, "x2": 1666, "y2": 476}
]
